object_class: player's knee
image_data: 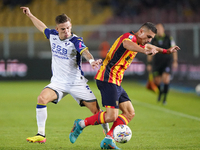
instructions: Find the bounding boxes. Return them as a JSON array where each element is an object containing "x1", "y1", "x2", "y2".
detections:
[
  {"x1": 84, "y1": 101, "x2": 100, "y2": 114},
  {"x1": 125, "y1": 110, "x2": 135, "y2": 121},
  {"x1": 91, "y1": 108, "x2": 99, "y2": 115},
  {"x1": 130, "y1": 111, "x2": 135, "y2": 120},
  {"x1": 106, "y1": 116, "x2": 117, "y2": 122},
  {"x1": 105, "y1": 114, "x2": 118, "y2": 122},
  {"x1": 37, "y1": 95, "x2": 48, "y2": 104}
]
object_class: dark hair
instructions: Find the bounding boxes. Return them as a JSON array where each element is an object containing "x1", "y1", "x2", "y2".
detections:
[
  {"x1": 55, "y1": 14, "x2": 71, "y2": 24},
  {"x1": 141, "y1": 22, "x2": 157, "y2": 34}
]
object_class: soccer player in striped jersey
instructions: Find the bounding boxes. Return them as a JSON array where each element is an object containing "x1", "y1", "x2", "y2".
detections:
[
  {"x1": 20, "y1": 7, "x2": 109, "y2": 143},
  {"x1": 69, "y1": 22, "x2": 180, "y2": 149}
]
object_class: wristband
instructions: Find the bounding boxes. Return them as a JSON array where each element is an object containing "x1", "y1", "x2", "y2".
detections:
[
  {"x1": 89, "y1": 59, "x2": 95, "y2": 64},
  {"x1": 162, "y1": 49, "x2": 167, "y2": 54}
]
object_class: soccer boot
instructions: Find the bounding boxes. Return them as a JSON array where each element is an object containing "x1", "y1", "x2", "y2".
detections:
[
  {"x1": 103, "y1": 131, "x2": 116, "y2": 144},
  {"x1": 26, "y1": 133, "x2": 46, "y2": 143},
  {"x1": 162, "y1": 101, "x2": 167, "y2": 105},
  {"x1": 100, "y1": 138, "x2": 120, "y2": 149},
  {"x1": 69, "y1": 119, "x2": 83, "y2": 143}
]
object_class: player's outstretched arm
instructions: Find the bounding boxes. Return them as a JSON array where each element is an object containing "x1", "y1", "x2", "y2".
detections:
[
  {"x1": 146, "y1": 44, "x2": 180, "y2": 54},
  {"x1": 20, "y1": 7, "x2": 47, "y2": 33},
  {"x1": 82, "y1": 49, "x2": 102, "y2": 69},
  {"x1": 166, "y1": 46, "x2": 180, "y2": 54},
  {"x1": 123, "y1": 40, "x2": 157, "y2": 55},
  {"x1": 123, "y1": 40, "x2": 146, "y2": 53}
]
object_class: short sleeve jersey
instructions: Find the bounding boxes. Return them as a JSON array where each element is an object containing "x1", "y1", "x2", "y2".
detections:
[
  {"x1": 44, "y1": 28, "x2": 87, "y2": 85},
  {"x1": 95, "y1": 31, "x2": 145, "y2": 86}
]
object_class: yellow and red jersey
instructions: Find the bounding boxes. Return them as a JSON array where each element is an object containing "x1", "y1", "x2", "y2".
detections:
[{"x1": 95, "y1": 31, "x2": 145, "y2": 86}]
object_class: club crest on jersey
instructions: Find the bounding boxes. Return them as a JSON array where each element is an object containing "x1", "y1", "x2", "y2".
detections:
[
  {"x1": 53, "y1": 38, "x2": 57, "y2": 40},
  {"x1": 128, "y1": 35, "x2": 133, "y2": 40},
  {"x1": 79, "y1": 42, "x2": 86, "y2": 49}
]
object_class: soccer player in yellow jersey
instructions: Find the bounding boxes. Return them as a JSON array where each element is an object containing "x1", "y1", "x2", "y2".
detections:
[{"x1": 69, "y1": 22, "x2": 180, "y2": 149}]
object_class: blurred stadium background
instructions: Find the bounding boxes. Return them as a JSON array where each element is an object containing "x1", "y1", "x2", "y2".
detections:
[{"x1": 0, "y1": 0, "x2": 200, "y2": 91}]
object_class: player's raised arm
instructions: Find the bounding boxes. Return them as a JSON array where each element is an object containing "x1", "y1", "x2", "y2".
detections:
[
  {"x1": 20, "y1": 7, "x2": 47, "y2": 33},
  {"x1": 82, "y1": 49, "x2": 102, "y2": 69}
]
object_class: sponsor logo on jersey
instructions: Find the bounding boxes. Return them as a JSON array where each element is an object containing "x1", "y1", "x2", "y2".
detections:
[
  {"x1": 79, "y1": 42, "x2": 86, "y2": 50},
  {"x1": 53, "y1": 38, "x2": 57, "y2": 40},
  {"x1": 65, "y1": 42, "x2": 70, "y2": 46},
  {"x1": 51, "y1": 43, "x2": 68, "y2": 59}
]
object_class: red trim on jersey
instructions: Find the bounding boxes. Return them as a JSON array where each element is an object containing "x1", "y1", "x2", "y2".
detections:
[{"x1": 105, "y1": 105, "x2": 115, "y2": 109}]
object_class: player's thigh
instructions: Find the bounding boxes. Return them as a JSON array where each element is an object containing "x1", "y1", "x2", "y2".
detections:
[
  {"x1": 96, "y1": 80, "x2": 120, "y2": 108},
  {"x1": 154, "y1": 75, "x2": 162, "y2": 85},
  {"x1": 69, "y1": 84, "x2": 97, "y2": 105},
  {"x1": 82, "y1": 100, "x2": 100, "y2": 114},
  {"x1": 38, "y1": 88, "x2": 58, "y2": 104},
  {"x1": 119, "y1": 101, "x2": 134, "y2": 113},
  {"x1": 162, "y1": 72, "x2": 170, "y2": 84},
  {"x1": 44, "y1": 83, "x2": 68, "y2": 104},
  {"x1": 105, "y1": 107, "x2": 119, "y2": 122}
]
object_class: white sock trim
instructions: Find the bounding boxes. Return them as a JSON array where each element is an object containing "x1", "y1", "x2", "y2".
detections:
[{"x1": 79, "y1": 120, "x2": 86, "y2": 128}]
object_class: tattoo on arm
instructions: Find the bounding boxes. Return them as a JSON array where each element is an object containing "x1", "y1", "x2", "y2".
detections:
[{"x1": 82, "y1": 49, "x2": 94, "y2": 61}]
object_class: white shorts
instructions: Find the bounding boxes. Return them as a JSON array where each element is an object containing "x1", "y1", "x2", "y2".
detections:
[{"x1": 45, "y1": 82, "x2": 97, "y2": 106}]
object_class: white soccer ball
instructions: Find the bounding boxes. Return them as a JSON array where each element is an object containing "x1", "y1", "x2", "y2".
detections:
[
  {"x1": 195, "y1": 84, "x2": 200, "y2": 96},
  {"x1": 113, "y1": 124, "x2": 132, "y2": 143}
]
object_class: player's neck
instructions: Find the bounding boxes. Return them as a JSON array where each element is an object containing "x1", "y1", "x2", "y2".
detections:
[{"x1": 59, "y1": 33, "x2": 73, "y2": 41}]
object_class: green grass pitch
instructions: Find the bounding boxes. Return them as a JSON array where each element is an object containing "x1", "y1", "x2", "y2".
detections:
[{"x1": 0, "y1": 80, "x2": 200, "y2": 150}]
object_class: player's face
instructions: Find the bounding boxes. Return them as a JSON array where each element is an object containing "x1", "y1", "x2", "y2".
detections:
[
  {"x1": 56, "y1": 21, "x2": 72, "y2": 40},
  {"x1": 137, "y1": 29, "x2": 155, "y2": 46}
]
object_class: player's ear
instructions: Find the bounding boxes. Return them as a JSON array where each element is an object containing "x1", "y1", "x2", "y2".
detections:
[
  {"x1": 55, "y1": 26, "x2": 59, "y2": 31},
  {"x1": 139, "y1": 28, "x2": 145, "y2": 37},
  {"x1": 70, "y1": 23, "x2": 72, "y2": 29},
  {"x1": 140, "y1": 28, "x2": 145, "y2": 34}
]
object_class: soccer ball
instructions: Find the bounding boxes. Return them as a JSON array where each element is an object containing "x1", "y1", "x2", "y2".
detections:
[
  {"x1": 113, "y1": 124, "x2": 132, "y2": 143},
  {"x1": 195, "y1": 84, "x2": 200, "y2": 96}
]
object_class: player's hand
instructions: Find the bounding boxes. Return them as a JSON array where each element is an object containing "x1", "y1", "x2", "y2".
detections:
[
  {"x1": 90, "y1": 59, "x2": 102, "y2": 69},
  {"x1": 145, "y1": 48, "x2": 158, "y2": 56},
  {"x1": 20, "y1": 7, "x2": 33, "y2": 17},
  {"x1": 167, "y1": 46, "x2": 180, "y2": 54}
]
